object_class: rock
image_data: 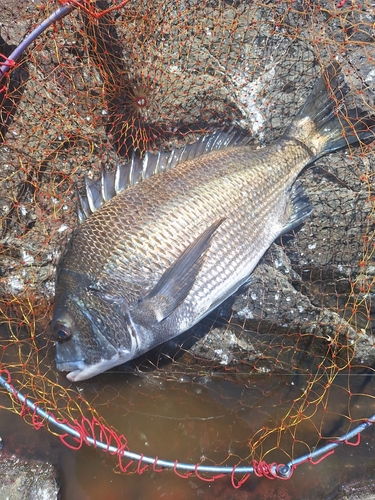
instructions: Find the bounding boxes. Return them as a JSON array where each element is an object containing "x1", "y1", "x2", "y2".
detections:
[
  {"x1": 324, "y1": 479, "x2": 375, "y2": 500},
  {"x1": 0, "y1": 454, "x2": 59, "y2": 500}
]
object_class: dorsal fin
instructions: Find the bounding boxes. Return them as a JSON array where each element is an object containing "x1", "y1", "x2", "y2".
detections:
[{"x1": 77, "y1": 128, "x2": 252, "y2": 224}]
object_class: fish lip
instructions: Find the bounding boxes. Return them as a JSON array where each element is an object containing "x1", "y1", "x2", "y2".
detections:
[
  {"x1": 66, "y1": 369, "x2": 86, "y2": 383},
  {"x1": 55, "y1": 360, "x2": 88, "y2": 382},
  {"x1": 56, "y1": 360, "x2": 85, "y2": 373},
  {"x1": 63, "y1": 353, "x2": 124, "y2": 382}
]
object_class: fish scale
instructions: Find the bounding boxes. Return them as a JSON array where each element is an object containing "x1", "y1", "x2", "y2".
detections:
[
  {"x1": 102, "y1": 142, "x2": 303, "y2": 285},
  {"x1": 52, "y1": 63, "x2": 375, "y2": 381}
]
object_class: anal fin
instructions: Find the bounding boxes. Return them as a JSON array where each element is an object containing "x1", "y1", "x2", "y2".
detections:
[
  {"x1": 139, "y1": 218, "x2": 225, "y2": 322},
  {"x1": 281, "y1": 180, "x2": 313, "y2": 234}
]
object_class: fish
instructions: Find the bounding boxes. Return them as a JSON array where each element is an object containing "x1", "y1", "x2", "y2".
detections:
[{"x1": 52, "y1": 62, "x2": 373, "y2": 382}]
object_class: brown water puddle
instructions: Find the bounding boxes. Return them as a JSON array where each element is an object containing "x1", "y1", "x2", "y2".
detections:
[{"x1": 1, "y1": 367, "x2": 375, "y2": 499}]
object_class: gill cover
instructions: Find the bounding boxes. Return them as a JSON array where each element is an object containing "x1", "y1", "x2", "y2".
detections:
[{"x1": 53, "y1": 219, "x2": 224, "y2": 381}]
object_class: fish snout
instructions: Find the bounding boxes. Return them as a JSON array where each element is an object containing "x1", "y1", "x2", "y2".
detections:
[
  {"x1": 55, "y1": 358, "x2": 85, "y2": 374},
  {"x1": 55, "y1": 338, "x2": 85, "y2": 372}
]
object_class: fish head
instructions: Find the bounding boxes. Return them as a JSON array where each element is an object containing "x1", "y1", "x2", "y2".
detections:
[{"x1": 52, "y1": 269, "x2": 137, "y2": 382}]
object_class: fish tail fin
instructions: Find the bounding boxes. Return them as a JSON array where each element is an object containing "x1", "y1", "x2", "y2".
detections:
[{"x1": 287, "y1": 61, "x2": 375, "y2": 157}]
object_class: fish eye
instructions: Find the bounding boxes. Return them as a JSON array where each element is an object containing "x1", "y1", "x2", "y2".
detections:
[{"x1": 53, "y1": 324, "x2": 72, "y2": 342}]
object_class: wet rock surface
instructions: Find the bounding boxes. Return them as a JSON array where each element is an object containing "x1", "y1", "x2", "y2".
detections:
[
  {"x1": 0, "y1": 454, "x2": 59, "y2": 500},
  {"x1": 324, "y1": 479, "x2": 375, "y2": 500}
]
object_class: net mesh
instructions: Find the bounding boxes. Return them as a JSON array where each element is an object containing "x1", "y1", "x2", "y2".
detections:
[{"x1": 0, "y1": 0, "x2": 375, "y2": 483}]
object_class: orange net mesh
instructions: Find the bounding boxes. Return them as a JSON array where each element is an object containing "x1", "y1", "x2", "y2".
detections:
[{"x1": 0, "y1": 0, "x2": 375, "y2": 489}]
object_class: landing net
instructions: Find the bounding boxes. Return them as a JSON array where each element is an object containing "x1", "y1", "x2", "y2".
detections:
[{"x1": 0, "y1": 0, "x2": 375, "y2": 488}]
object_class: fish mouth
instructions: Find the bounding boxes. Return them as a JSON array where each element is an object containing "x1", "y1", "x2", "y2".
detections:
[
  {"x1": 66, "y1": 369, "x2": 88, "y2": 383},
  {"x1": 61, "y1": 353, "x2": 123, "y2": 382},
  {"x1": 56, "y1": 360, "x2": 90, "y2": 382},
  {"x1": 56, "y1": 360, "x2": 85, "y2": 374}
]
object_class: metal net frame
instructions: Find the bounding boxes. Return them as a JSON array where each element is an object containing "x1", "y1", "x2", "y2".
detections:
[{"x1": 0, "y1": 369, "x2": 375, "y2": 487}]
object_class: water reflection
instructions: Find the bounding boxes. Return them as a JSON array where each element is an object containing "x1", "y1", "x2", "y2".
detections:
[
  {"x1": 55, "y1": 370, "x2": 375, "y2": 500},
  {"x1": 1, "y1": 323, "x2": 375, "y2": 499}
]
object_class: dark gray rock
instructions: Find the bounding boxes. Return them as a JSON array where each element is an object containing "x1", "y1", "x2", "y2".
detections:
[
  {"x1": 324, "y1": 479, "x2": 375, "y2": 500},
  {"x1": 0, "y1": 454, "x2": 59, "y2": 500}
]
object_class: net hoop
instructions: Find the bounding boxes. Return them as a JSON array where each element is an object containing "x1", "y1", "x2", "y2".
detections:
[
  {"x1": 0, "y1": 4, "x2": 75, "y2": 79},
  {"x1": 0, "y1": 372, "x2": 373, "y2": 484}
]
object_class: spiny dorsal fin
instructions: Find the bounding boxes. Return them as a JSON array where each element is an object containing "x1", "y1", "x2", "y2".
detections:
[{"x1": 77, "y1": 128, "x2": 252, "y2": 223}]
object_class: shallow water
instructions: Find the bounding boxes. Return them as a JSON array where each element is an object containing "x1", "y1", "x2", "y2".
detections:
[{"x1": 1, "y1": 361, "x2": 375, "y2": 499}]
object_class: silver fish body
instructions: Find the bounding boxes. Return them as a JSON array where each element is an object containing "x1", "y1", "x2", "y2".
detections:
[{"x1": 52, "y1": 63, "x2": 371, "y2": 381}]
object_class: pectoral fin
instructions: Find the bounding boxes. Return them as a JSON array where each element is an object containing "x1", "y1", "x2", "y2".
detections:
[{"x1": 139, "y1": 218, "x2": 225, "y2": 322}]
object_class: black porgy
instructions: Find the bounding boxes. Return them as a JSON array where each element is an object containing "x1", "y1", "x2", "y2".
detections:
[{"x1": 52, "y1": 63, "x2": 373, "y2": 381}]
